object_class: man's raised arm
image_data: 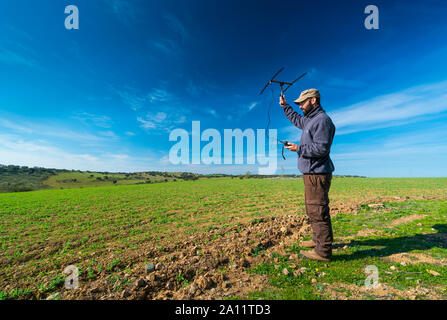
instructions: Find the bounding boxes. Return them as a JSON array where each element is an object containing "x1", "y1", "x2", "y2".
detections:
[{"x1": 280, "y1": 94, "x2": 306, "y2": 129}]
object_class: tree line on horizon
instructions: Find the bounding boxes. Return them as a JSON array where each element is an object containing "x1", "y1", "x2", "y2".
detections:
[{"x1": 0, "y1": 164, "x2": 366, "y2": 193}]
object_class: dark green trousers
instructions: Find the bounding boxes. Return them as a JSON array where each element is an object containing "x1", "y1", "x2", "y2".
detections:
[{"x1": 303, "y1": 173, "x2": 333, "y2": 259}]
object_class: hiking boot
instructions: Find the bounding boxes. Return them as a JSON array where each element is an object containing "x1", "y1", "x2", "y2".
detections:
[
  {"x1": 300, "y1": 249, "x2": 331, "y2": 262},
  {"x1": 300, "y1": 239, "x2": 316, "y2": 248}
]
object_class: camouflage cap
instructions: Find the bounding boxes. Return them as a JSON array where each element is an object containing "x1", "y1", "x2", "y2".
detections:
[{"x1": 294, "y1": 88, "x2": 320, "y2": 105}]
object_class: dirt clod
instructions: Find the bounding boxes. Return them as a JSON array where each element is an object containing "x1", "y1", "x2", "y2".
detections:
[
  {"x1": 135, "y1": 278, "x2": 147, "y2": 289},
  {"x1": 145, "y1": 264, "x2": 155, "y2": 273},
  {"x1": 428, "y1": 270, "x2": 440, "y2": 276},
  {"x1": 121, "y1": 290, "x2": 130, "y2": 299}
]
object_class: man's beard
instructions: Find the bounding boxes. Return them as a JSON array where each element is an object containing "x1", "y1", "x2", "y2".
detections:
[{"x1": 302, "y1": 104, "x2": 314, "y2": 116}]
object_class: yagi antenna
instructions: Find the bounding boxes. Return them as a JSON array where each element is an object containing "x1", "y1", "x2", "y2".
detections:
[{"x1": 260, "y1": 68, "x2": 307, "y2": 96}]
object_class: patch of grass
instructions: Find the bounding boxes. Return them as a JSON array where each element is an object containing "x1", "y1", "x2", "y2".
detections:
[
  {"x1": 5, "y1": 288, "x2": 33, "y2": 299},
  {"x1": 247, "y1": 284, "x2": 325, "y2": 300},
  {"x1": 87, "y1": 266, "x2": 98, "y2": 280},
  {"x1": 37, "y1": 275, "x2": 64, "y2": 293},
  {"x1": 106, "y1": 258, "x2": 122, "y2": 272},
  {"x1": 0, "y1": 291, "x2": 8, "y2": 300},
  {"x1": 251, "y1": 245, "x2": 266, "y2": 257},
  {"x1": 175, "y1": 273, "x2": 191, "y2": 288},
  {"x1": 247, "y1": 199, "x2": 447, "y2": 300}
]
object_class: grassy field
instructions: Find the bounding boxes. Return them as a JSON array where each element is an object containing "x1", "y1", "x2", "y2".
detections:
[{"x1": 0, "y1": 177, "x2": 446, "y2": 300}]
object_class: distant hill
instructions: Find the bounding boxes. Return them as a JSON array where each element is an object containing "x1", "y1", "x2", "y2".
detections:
[
  {"x1": 0, "y1": 164, "x2": 366, "y2": 193},
  {"x1": 0, "y1": 165, "x2": 56, "y2": 193},
  {"x1": 0, "y1": 165, "x2": 200, "y2": 193}
]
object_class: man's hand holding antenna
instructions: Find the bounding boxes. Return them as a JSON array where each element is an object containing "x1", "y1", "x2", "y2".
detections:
[{"x1": 279, "y1": 93, "x2": 287, "y2": 107}]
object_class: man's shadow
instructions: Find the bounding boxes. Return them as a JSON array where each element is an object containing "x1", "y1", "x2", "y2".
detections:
[{"x1": 333, "y1": 224, "x2": 447, "y2": 261}]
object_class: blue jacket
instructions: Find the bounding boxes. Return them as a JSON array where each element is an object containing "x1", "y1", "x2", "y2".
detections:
[{"x1": 283, "y1": 104, "x2": 335, "y2": 174}]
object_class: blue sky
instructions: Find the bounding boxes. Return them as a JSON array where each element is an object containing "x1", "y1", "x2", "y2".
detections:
[{"x1": 1, "y1": 0, "x2": 447, "y2": 177}]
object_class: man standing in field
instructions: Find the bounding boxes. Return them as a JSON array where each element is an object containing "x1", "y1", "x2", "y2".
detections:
[{"x1": 279, "y1": 89, "x2": 336, "y2": 262}]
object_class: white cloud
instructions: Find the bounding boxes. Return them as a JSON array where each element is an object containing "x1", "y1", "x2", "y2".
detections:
[
  {"x1": 137, "y1": 116, "x2": 156, "y2": 129},
  {"x1": 247, "y1": 102, "x2": 258, "y2": 112},
  {"x1": 225, "y1": 100, "x2": 261, "y2": 123},
  {"x1": 176, "y1": 116, "x2": 187, "y2": 124},
  {"x1": 115, "y1": 87, "x2": 148, "y2": 111},
  {"x1": 112, "y1": 85, "x2": 191, "y2": 132},
  {"x1": 159, "y1": 155, "x2": 171, "y2": 165},
  {"x1": 105, "y1": 0, "x2": 137, "y2": 26},
  {"x1": 137, "y1": 110, "x2": 186, "y2": 133},
  {"x1": 0, "y1": 27, "x2": 40, "y2": 68},
  {"x1": 152, "y1": 112, "x2": 167, "y2": 122},
  {"x1": 332, "y1": 144, "x2": 447, "y2": 168},
  {"x1": 185, "y1": 78, "x2": 218, "y2": 98},
  {"x1": 207, "y1": 109, "x2": 218, "y2": 118},
  {"x1": 72, "y1": 112, "x2": 113, "y2": 128},
  {"x1": 0, "y1": 118, "x2": 111, "y2": 144},
  {"x1": 279, "y1": 126, "x2": 300, "y2": 143},
  {"x1": 137, "y1": 112, "x2": 166, "y2": 129},
  {"x1": 109, "y1": 154, "x2": 130, "y2": 160},
  {"x1": 148, "y1": 89, "x2": 171, "y2": 103},
  {"x1": 328, "y1": 80, "x2": 447, "y2": 135},
  {"x1": 0, "y1": 119, "x2": 33, "y2": 134},
  {"x1": 0, "y1": 49, "x2": 36, "y2": 67},
  {"x1": 153, "y1": 40, "x2": 177, "y2": 55},
  {"x1": 163, "y1": 14, "x2": 189, "y2": 42},
  {"x1": 330, "y1": 124, "x2": 447, "y2": 177},
  {"x1": 98, "y1": 131, "x2": 119, "y2": 139},
  {"x1": 0, "y1": 134, "x2": 164, "y2": 172},
  {"x1": 114, "y1": 86, "x2": 173, "y2": 110},
  {"x1": 0, "y1": 134, "x2": 100, "y2": 170}
]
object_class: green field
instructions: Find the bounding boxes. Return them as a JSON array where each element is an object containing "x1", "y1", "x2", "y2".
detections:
[{"x1": 0, "y1": 177, "x2": 446, "y2": 300}]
